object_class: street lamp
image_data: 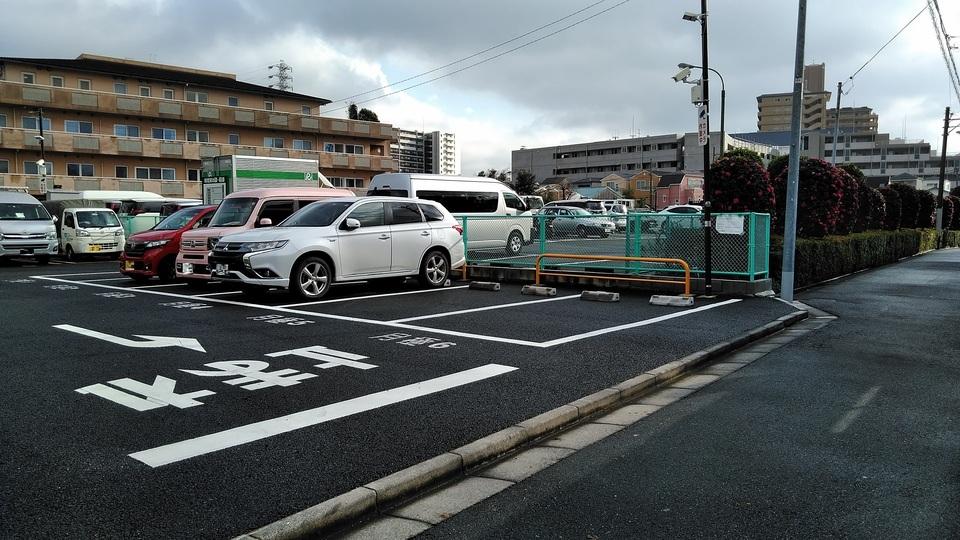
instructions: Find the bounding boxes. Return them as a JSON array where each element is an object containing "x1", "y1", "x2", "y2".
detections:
[
  {"x1": 678, "y1": 62, "x2": 725, "y2": 156},
  {"x1": 681, "y1": 1, "x2": 713, "y2": 296},
  {"x1": 33, "y1": 108, "x2": 48, "y2": 195}
]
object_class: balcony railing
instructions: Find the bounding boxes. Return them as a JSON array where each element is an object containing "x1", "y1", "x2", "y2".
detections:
[
  {"x1": 0, "y1": 173, "x2": 202, "y2": 198},
  {"x1": 0, "y1": 79, "x2": 395, "y2": 140},
  {"x1": 0, "y1": 127, "x2": 397, "y2": 172}
]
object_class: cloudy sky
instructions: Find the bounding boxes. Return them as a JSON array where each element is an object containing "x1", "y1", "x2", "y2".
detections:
[{"x1": 4, "y1": 0, "x2": 959, "y2": 174}]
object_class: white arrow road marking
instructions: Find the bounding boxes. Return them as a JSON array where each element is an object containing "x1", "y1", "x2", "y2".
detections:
[
  {"x1": 129, "y1": 363, "x2": 518, "y2": 467},
  {"x1": 53, "y1": 324, "x2": 206, "y2": 353}
]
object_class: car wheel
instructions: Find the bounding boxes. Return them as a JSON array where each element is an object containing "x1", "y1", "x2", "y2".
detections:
[
  {"x1": 576, "y1": 225, "x2": 588, "y2": 238},
  {"x1": 505, "y1": 231, "x2": 524, "y2": 255},
  {"x1": 35, "y1": 255, "x2": 50, "y2": 265},
  {"x1": 157, "y1": 258, "x2": 176, "y2": 283},
  {"x1": 291, "y1": 257, "x2": 332, "y2": 300},
  {"x1": 419, "y1": 250, "x2": 449, "y2": 288},
  {"x1": 65, "y1": 245, "x2": 76, "y2": 261}
]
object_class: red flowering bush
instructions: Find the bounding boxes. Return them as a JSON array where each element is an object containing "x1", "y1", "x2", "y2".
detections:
[
  {"x1": 707, "y1": 155, "x2": 775, "y2": 213},
  {"x1": 948, "y1": 195, "x2": 960, "y2": 230},
  {"x1": 942, "y1": 195, "x2": 955, "y2": 231},
  {"x1": 888, "y1": 183, "x2": 919, "y2": 229},
  {"x1": 864, "y1": 186, "x2": 886, "y2": 230},
  {"x1": 773, "y1": 158, "x2": 844, "y2": 238},
  {"x1": 834, "y1": 169, "x2": 860, "y2": 235},
  {"x1": 915, "y1": 189, "x2": 936, "y2": 228},
  {"x1": 878, "y1": 187, "x2": 901, "y2": 230}
]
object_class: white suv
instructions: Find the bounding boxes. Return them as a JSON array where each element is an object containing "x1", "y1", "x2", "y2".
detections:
[{"x1": 208, "y1": 197, "x2": 465, "y2": 299}]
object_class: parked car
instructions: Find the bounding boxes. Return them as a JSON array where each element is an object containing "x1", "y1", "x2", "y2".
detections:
[
  {"x1": 207, "y1": 197, "x2": 465, "y2": 299},
  {"x1": 176, "y1": 187, "x2": 353, "y2": 284},
  {"x1": 0, "y1": 191, "x2": 58, "y2": 264},
  {"x1": 532, "y1": 206, "x2": 615, "y2": 238},
  {"x1": 642, "y1": 204, "x2": 704, "y2": 233},
  {"x1": 120, "y1": 205, "x2": 216, "y2": 282}
]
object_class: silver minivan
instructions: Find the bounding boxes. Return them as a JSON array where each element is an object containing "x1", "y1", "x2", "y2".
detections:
[{"x1": 0, "y1": 192, "x2": 59, "y2": 264}]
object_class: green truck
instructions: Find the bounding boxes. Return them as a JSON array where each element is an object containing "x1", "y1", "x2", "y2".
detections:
[{"x1": 200, "y1": 155, "x2": 333, "y2": 204}]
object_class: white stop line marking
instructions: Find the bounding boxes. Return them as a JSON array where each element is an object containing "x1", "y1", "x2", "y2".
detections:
[{"x1": 129, "y1": 363, "x2": 518, "y2": 467}]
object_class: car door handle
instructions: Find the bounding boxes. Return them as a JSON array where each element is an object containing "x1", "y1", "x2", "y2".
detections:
[
  {"x1": 420, "y1": 231, "x2": 431, "y2": 236},
  {"x1": 379, "y1": 234, "x2": 391, "y2": 240}
]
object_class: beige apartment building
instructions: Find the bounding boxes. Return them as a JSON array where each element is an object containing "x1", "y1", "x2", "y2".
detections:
[
  {"x1": 825, "y1": 106, "x2": 879, "y2": 133},
  {"x1": 0, "y1": 54, "x2": 397, "y2": 198},
  {"x1": 757, "y1": 64, "x2": 831, "y2": 132}
]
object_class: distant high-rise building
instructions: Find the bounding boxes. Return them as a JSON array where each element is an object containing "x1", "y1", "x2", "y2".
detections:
[
  {"x1": 825, "y1": 106, "x2": 879, "y2": 133},
  {"x1": 757, "y1": 64, "x2": 832, "y2": 132},
  {"x1": 391, "y1": 129, "x2": 459, "y2": 174}
]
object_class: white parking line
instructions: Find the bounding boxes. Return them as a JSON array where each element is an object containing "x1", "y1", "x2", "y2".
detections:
[
  {"x1": 191, "y1": 290, "x2": 244, "y2": 297},
  {"x1": 34, "y1": 271, "x2": 120, "y2": 277},
  {"x1": 77, "y1": 277, "x2": 133, "y2": 282},
  {"x1": 389, "y1": 294, "x2": 580, "y2": 323},
  {"x1": 276, "y1": 285, "x2": 471, "y2": 308},
  {"x1": 129, "y1": 363, "x2": 519, "y2": 467},
  {"x1": 131, "y1": 283, "x2": 191, "y2": 289},
  {"x1": 31, "y1": 275, "x2": 743, "y2": 348}
]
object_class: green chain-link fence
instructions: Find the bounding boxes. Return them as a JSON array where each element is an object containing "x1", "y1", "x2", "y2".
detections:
[{"x1": 459, "y1": 212, "x2": 769, "y2": 281}]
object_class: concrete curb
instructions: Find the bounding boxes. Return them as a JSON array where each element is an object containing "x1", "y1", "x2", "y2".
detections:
[{"x1": 237, "y1": 309, "x2": 809, "y2": 540}]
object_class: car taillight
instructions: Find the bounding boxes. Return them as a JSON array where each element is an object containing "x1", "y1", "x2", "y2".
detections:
[{"x1": 453, "y1": 224, "x2": 463, "y2": 235}]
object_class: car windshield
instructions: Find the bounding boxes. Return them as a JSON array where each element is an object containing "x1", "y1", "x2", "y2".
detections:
[
  {"x1": 76, "y1": 211, "x2": 120, "y2": 228},
  {"x1": 280, "y1": 201, "x2": 354, "y2": 227},
  {"x1": 209, "y1": 197, "x2": 257, "y2": 227},
  {"x1": 570, "y1": 208, "x2": 592, "y2": 216},
  {"x1": 153, "y1": 206, "x2": 207, "y2": 231},
  {"x1": 0, "y1": 203, "x2": 51, "y2": 221}
]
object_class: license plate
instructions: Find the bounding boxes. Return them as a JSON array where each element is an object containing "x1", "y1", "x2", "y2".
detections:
[
  {"x1": 214, "y1": 263, "x2": 228, "y2": 276},
  {"x1": 88, "y1": 245, "x2": 101, "y2": 252},
  {"x1": 20, "y1": 249, "x2": 33, "y2": 255},
  {"x1": 123, "y1": 260, "x2": 134, "y2": 270}
]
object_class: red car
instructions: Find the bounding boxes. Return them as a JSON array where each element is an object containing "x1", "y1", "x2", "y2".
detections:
[{"x1": 120, "y1": 205, "x2": 216, "y2": 282}]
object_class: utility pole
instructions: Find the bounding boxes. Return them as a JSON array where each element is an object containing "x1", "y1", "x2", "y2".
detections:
[
  {"x1": 935, "y1": 106, "x2": 950, "y2": 248},
  {"x1": 831, "y1": 81, "x2": 842, "y2": 164},
  {"x1": 37, "y1": 108, "x2": 47, "y2": 195},
  {"x1": 699, "y1": 0, "x2": 713, "y2": 296},
  {"x1": 268, "y1": 61, "x2": 293, "y2": 91},
  {"x1": 780, "y1": 0, "x2": 807, "y2": 303}
]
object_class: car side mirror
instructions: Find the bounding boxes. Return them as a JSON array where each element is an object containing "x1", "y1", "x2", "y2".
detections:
[
  {"x1": 342, "y1": 218, "x2": 361, "y2": 231},
  {"x1": 258, "y1": 217, "x2": 273, "y2": 227}
]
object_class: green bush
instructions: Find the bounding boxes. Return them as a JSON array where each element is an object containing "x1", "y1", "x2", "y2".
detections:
[
  {"x1": 878, "y1": 187, "x2": 901, "y2": 230},
  {"x1": 721, "y1": 148, "x2": 764, "y2": 165},
  {"x1": 767, "y1": 155, "x2": 791, "y2": 180},
  {"x1": 707, "y1": 155, "x2": 775, "y2": 213},
  {"x1": 773, "y1": 158, "x2": 844, "y2": 238},
  {"x1": 916, "y1": 190, "x2": 936, "y2": 228},
  {"x1": 948, "y1": 195, "x2": 960, "y2": 230},
  {"x1": 835, "y1": 169, "x2": 860, "y2": 235},
  {"x1": 889, "y1": 183, "x2": 920, "y2": 229},
  {"x1": 942, "y1": 196, "x2": 955, "y2": 231}
]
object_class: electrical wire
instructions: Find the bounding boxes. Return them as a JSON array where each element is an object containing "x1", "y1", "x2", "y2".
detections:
[
  {"x1": 844, "y1": 3, "x2": 928, "y2": 86},
  {"x1": 327, "y1": 0, "x2": 611, "y2": 105},
  {"x1": 324, "y1": 0, "x2": 631, "y2": 113},
  {"x1": 928, "y1": 0, "x2": 960, "y2": 102}
]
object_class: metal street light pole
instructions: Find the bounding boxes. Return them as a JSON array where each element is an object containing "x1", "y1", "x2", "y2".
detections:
[
  {"x1": 831, "y1": 81, "x2": 842, "y2": 164},
  {"x1": 678, "y1": 63, "x2": 725, "y2": 152},
  {"x1": 37, "y1": 108, "x2": 47, "y2": 195},
  {"x1": 780, "y1": 0, "x2": 807, "y2": 303}
]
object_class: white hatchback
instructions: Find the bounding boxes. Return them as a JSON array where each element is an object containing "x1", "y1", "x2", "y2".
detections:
[{"x1": 207, "y1": 197, "x2": 465, "y2": 299}]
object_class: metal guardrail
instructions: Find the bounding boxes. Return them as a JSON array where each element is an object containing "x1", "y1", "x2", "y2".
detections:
[{"x1": 535, "y1": 253, "x2": 692, "y2": 296}]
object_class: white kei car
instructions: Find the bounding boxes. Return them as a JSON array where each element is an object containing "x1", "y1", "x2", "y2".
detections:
[{"x1": 208, "y1": 197, "x2": 465, "y2": 299}]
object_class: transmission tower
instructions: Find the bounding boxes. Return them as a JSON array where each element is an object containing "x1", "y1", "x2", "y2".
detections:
[{"x1": 268, "y1": 60, "x2": 293, "y2": 91}]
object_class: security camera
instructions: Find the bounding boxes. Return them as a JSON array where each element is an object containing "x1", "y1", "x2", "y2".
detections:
[
  {"x1": 682, "y1": 12, "x2": 702, "y2": 21},
  {"x1": 33, "y1": 135, "x2": 45, "y2": 142},
  {"x1": 36, "y1": 159, "x2": 45, "y2": 167},
  {"x1": 672, "y1": 67, "x2": 692, "y2": 82}
]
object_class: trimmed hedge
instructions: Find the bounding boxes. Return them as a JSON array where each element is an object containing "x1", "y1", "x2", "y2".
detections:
[
  {"x1": 770, "y1": 229, "x2": 960, "y2": 289},
  {"x1": 878, "y1": 187, "x2": 901, "y2": 230},
  {"x1": 889, "y1": 183, "x2": 920, "y2": 229},
  {"x1": 916, "y1": 190, "x2": 936, "y2": 228},
  {"x1": 707, "y1": 155, "x2": 775, "y2": 213},
  {"x1": 949, "y1": 195, "x2": 960, "y2": 229}
]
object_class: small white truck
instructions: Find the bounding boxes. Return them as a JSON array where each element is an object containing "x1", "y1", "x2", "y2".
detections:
[{"x1": 200, "y1": 155, "x2": 333, "y2": 204}]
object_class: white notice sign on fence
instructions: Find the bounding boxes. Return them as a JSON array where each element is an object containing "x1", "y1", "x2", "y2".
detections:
[{"x1": 715, "y1": 214, "x2": 744, "y2": 235}]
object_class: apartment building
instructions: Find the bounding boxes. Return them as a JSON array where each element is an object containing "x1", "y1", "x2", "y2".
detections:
[
  {"x1": 390, "y1": 129, "x2": 460, "y2": 175},
  {"x1": 757, "y1": 64, "x2": 832, "y2": 132},
  {"x1": 0, "y1": 54, "x2": 397, "y2": 197},
  {"x1": 825, "y1": 106, "x2": 879, "y2": 133},
  {"x1": 511, "y1": 131, "x2": 780, "y2": 184}
]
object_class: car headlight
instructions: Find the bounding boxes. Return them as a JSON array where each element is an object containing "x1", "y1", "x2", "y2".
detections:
[
  {"x1": 77, "y1": 230, "x2": 91, "y2": 237},
  {"x1": 46, "y1": 231, "x2": 58, "y2": 240},
  {"x1": 242, "y1": 240, "x2": 288, "y2": 252},
  {"x1": 145, "y1": 239, "x2": 169, "y2": 249},
  {"x1": 114, "y1": 230, "x2": 123, "y2": 236}
]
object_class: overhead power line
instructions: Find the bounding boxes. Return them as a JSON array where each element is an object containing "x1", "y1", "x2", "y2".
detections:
[
  {"x1": 928, "y1": 0, "x2": 960, "y2": 102},
  {"x1": 844, "y1": 3, "x2": 928, "y2": 87},
  {"x1": 324, "y1": 0, "x2": 631, "y2": 114},
  {"x1": 329, "y1": 0, "x2": 611, "y2": 106}
]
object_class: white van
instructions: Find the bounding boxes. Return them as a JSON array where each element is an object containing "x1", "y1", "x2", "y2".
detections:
[
  {"x1": 368, "y1": 173, "x2": 530, "y2": 254},
  {"x1": 57, "y1": 207, "x2": 125, "y2": 260},
  {"x1": 0, "y1": 192, "x2": 58, "y2": 263}
]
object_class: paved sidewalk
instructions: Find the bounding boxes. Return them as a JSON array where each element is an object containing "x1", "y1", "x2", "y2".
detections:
[{"x1": 420, "y1": 250, "x2": 960, "y2": 539}]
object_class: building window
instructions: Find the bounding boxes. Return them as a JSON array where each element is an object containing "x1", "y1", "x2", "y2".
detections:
[
  {"x1": 323, "y1": 143, "x2": 364, "y2": 154},
  {"x1": 21, "y1": 116, "x2": 52, "y2": 131},
  {"x1": 301, "y1": 105, "x2": 311, "y2": 115},
  {"x1": 151, "y1": 127, "x2": 177, "y2": 140},
  {"x1": 163, "y1": 88, "x2": 174, "y2": 99},
  {"x1": 264, "y1": 101, "x2": 274, "y2": 111},
  {"x1": 188, "y1": 169, "x2": 200, "y2": 181},
  {"x1": 113, "y1": 124, "x2": 140, "y2": 137},
  {"x1": 186, "y1": 130, "x2": 210, "y2": 142},
  {"x1": 139, "y1": 86, "x2": 151, "y2": 97},
  {"x1": 67, "y1": 163, "x2": 95, "y2": 177},
  {"x1": 228, "y1": 96, "x2": 239, "y2": 107},
  {"x1": 135, "y1": 167, "x2": 176, "y2": 180},
  {"x1": 50, "y1": 75, "x2": 64, "y2": 87},
  {"x1": 65, "y1": 120, "x2": 94, "y2": 134},
  {"x1": 0, "y1": 160, "x2": 8, "y2": 173},
  {"x1": 329, "y1": 177, "x2": 364, "y2": 188},
  {"x1": 78, "y1": 79, "x2": 91, "y2": 90},
  {"x1": 0, "y1": 113, "x2": 6, "y2": 127},
  {"x1": 114, "y1": 82, "x2": 128, "y2": 94},
  {"x1": 293, "y1": 139, "x2": 313, "y2": 150},
  {"x1": 185, "y1": 90, "x2": 208, "y2": 103},
  {"x1": 24, "y1": 161, "x2": 53, "y2": 175},
  {"x1": 264, "y1": 137, "x2": 284, "y2": 148},
  {"x1": 22, "y1": 72, "x2": 35, "y2": 84},
  {"x1": 115, "y1": 166, "x2": 128, "y2": 178},
  {"x1": 228, "y1": 133, "x2": 240, "y2": 145}
]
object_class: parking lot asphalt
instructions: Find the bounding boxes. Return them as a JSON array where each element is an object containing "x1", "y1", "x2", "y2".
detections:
[{"x1": 0, "y1": 257, "x2": 797, "y2": 539}]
